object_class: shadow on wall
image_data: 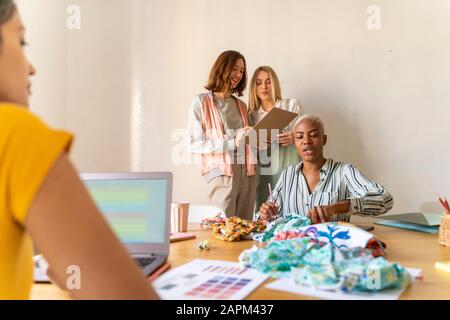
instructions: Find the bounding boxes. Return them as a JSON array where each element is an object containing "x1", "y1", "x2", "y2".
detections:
[
  {"x1": 298, "y1": 98, "x2": 368, "y2": 171},
  {"x1": 420, "y1": 201, "x2": 446, "y2": 214}
]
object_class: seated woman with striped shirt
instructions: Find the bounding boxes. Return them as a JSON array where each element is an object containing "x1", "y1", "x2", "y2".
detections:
[{"x1": 258, "y1": 115, "x2": 393, "y2": 224}]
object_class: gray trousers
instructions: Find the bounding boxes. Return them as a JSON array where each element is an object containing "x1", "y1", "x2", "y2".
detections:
[{"x1": 206, "y1": 164, "x2": 256, "y2": 221}]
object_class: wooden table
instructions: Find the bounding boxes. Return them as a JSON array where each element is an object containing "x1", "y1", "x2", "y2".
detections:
[{"x1": 31, "y1": 219, "x2": 450, "y2": 300}]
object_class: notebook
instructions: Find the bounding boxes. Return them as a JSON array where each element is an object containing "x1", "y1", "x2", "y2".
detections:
[{"x1": 374, "y1": 212, "x2": 443, "y2": 233}]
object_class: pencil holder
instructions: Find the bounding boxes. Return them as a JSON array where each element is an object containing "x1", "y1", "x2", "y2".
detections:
[{"x1": 439, "y1": 214, "x2": 450, "y2": 247}]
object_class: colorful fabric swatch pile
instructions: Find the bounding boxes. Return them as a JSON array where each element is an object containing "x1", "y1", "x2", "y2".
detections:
[
  {"x1": 200, "y1": 213, "x2": 225, "y2": 230},
  {"x1": 241, "y1": 214, "x2": 411, "y2": 293},
  {"x1": 252, "y1": 214, "x2": 386, "y2": 257},
  {"x1": 212, "y1": 216, "x2": 266, "y2": 241},
  {"x1": 253, "y1": 215, "x2": 311, "y2": 243}
]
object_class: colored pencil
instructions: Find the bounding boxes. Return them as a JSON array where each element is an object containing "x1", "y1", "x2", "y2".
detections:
[{"x1": 436, "y1": 194, "x2": 450, "y2": 214}]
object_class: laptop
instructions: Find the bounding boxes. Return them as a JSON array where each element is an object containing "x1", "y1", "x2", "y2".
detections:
[
  {"x1": 34, "y1": 172, "x2": 172, "y2": 282},
  {"x1": 80, "y1": 172, "x2": 172, "y2": 277},
  {"x1": 376, "y1": 212, "x2": 443, "y2": 226},
  {"x1": 374, "y1": 212, "x2": 443, "y2": 233}
]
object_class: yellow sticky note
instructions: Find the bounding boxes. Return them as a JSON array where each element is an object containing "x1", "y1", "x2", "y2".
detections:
[{"x1": 435, "y1": 261, "x2": 450, "y2": 274}]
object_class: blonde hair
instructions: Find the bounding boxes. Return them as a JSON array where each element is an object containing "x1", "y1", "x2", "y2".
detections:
[{"x1": 248, "y1": 66, "x2": 282, "y2": 113}]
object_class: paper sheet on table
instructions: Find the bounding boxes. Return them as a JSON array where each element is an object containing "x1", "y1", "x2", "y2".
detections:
[
  {"x1": 265, "y1": 267, "x2": 422, "y2": 300},
  {"x1": 153, "y1": 259, "x2": 268, "y2": 300}
]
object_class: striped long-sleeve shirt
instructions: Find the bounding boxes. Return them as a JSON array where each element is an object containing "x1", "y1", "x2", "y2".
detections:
[{"x1": 263, "y1": 158, "x2": 394, "y2": 221}]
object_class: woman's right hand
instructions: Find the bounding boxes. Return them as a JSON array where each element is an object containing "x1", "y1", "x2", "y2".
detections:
[
  {"x1": 277, "y1": 131, "x2": 295, "y2": 147},
  {"x1": 259, "y1": 201, "x2": 278, "y2": 222},
  {"x1": 234, "y1": 126, "x2": 252, "y2": 149}
]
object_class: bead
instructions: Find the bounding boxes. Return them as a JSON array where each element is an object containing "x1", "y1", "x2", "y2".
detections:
[{"x1": 198, "y1": 240, "x2": 211, "y2": 250}]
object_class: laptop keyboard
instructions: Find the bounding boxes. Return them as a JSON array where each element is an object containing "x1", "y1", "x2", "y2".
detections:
[{"x1": 134, "y1": 257, "x2": 157, "y2": 269}]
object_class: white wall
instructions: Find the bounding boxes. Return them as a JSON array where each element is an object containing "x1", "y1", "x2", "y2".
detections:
[
  {"x1": 17, "y1": 0, "x2": 450, "y2": 214},
  {"x1": 17, "y1": 0, "x2": 133, "y2": 171}
]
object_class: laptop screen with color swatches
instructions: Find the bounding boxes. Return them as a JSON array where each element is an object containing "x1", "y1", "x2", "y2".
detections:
[{"x1": 84, "y1": 178, "x2": 168, "y2": 244}]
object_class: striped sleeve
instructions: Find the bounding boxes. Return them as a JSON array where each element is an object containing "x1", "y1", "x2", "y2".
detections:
[{"x1": 343, "y1": 164, "x2": 394, "y2": 216}]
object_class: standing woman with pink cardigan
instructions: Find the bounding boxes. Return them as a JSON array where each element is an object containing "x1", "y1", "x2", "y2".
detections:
[{"x1": 187, "y1": 50, "x2": 256, "y2": 220}]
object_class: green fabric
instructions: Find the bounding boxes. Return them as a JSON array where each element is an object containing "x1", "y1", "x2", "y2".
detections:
[
  {"x1": 255, "y1": 214, "x2": 310, "y2": 243},
  {"x1": 240, "y1": 238, "x2": 412, "y2": 292}
]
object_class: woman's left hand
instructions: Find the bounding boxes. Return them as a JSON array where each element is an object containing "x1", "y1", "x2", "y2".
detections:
[
  {"x1": 308, "y1": 205, "x2": 337, "y2": 224},
  {"x1": 308, "y1": 201, "x2": 351, "y2": 224},
  {"x1": 277, "y1": 131, "x2": 294, "y2": 147}
]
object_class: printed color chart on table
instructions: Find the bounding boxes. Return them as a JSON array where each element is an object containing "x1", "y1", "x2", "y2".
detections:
[
  {"x1": 202, "y1": 265, "x2": 249, "y2": 275},
  {"x1": 153, "y1": 259, "x2": 268, "y2": 300}
]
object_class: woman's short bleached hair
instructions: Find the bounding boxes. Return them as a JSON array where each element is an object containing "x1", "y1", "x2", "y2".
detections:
[{"x1": 293, "y1": 114, "x2": 325, "y2": 133}]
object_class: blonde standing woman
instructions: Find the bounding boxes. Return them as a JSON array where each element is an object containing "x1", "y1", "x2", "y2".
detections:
[{"x1": 248, "y1": 66, "x2": 303, "y2": 214}]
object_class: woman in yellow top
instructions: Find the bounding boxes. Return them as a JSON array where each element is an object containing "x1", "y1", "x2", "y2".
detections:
[{"x1": 0, "y1": 0, "x2": 157, "y2": 299}]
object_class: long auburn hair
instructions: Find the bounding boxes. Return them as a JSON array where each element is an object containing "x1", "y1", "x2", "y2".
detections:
[{"x1": 204, "y1": 50, "x2": 247, "y2": 97}]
